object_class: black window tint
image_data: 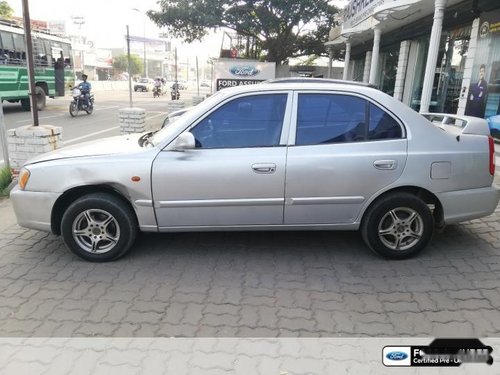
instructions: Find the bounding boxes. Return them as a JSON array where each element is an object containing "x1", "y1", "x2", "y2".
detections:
[
  {"x1": 191, "y1": 94, "x2": 287, "y2": 149},
  {"x1": 296, "y1": 94, "x2": 366, "y2": 145},
  {"x1": 368, "y1": 103, "x2": 402, "y2": 139}
]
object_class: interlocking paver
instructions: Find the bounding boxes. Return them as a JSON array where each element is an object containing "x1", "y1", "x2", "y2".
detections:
[{"x1": 1, "y1": 177, "x2": 500, "y2": 340}]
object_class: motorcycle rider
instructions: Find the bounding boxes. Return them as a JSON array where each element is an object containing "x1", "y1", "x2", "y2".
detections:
[
  {"x1": 77, "y1": 74, "x2": 92, "y2": 108},
  {"x1": 171, "y1": 81, "x2": 180, "y2": 100},
  {"x1": 153, "y1": 78, "x2": 162, "y2": 96}
]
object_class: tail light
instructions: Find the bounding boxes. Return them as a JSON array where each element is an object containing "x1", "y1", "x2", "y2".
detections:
[{"x1": 489, "y1": 136, "x2": 495, "y2": 176}]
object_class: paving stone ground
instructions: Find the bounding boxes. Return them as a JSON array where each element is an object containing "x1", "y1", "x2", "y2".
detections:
[
  {"x1": 2, "y1": 174, "x2": 500, "y2": 374},
  {"x1": 1, "y1": 185, "x2": 500, "y2": 339}
]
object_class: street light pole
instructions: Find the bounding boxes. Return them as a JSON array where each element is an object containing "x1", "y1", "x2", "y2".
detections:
[
  {"x1": 126, "y1": 25, "x2": 133, "y2": 108},
  {"x1": 21, "y1": 0, "x2": 39, "y2": 126}
]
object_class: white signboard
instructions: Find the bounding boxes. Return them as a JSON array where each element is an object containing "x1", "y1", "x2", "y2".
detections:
[
  {"x1": 214, "y1": 59, "x2": 276, "y2": 91},
  {"x1": 344, "y1": 0, "x2": 385, "y2": 29},
  {"x1": 48, "y1": 20, "x2": 66, "y2": 36}
]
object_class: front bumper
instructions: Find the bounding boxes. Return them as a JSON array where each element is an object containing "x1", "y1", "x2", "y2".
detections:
[
  {"x1": 10, "y1": 185, "x2": 61, "y2": 232},
  {"x1": 437, "y1": 184, "x2": 500, "y2": 224}
]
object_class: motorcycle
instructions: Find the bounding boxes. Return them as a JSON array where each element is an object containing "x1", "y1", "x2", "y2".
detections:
[
  {"x1": 69, "y1": 87, "x2": 94, "y2": 117},
  {"x1": 171, "y1": 87, "x2": 180, "y2": 100},
  {"x1": 153, "y1": 85, "x2": 162, "y2": 98}
]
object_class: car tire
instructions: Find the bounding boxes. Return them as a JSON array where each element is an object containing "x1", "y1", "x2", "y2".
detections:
[
  {"x1": 61, "y1": 193, "x2": 138, "y2": 262},
  {"x1": 360, "y1": 192, "x2": 434, "y2": 259}
]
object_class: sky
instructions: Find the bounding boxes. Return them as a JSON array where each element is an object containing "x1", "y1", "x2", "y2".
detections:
[
  {"x1": 9, "y1": 0, "x2": 349, "y2": 63},
  {"x1": 9, "y1": 0, "x2": 222, "y2": 61}
]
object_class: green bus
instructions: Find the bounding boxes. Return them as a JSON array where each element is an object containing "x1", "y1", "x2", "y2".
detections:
[{"x1": 0, "y1": 19, "x2": 74, "y2": 110}]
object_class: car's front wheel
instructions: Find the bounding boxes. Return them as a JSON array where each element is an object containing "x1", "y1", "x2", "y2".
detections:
[
  {"x1": 361, "y1": 192, "x2": 434, "y2": 259},
  {"x1": 61, "y1": 193, "x2": 138, "y2": 262}
]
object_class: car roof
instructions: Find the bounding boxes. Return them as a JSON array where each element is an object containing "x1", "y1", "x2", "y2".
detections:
[
  {"x1": 219, "y1": 78, "x2": 380, "y2": 97},
  {"x1": 265, "y1": 77, "x2": 377, "y2": 89}
]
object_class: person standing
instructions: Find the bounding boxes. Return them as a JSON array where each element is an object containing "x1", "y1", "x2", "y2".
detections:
[{"x1": 465, "y1": 64, "x2": 488, "y2": 118}]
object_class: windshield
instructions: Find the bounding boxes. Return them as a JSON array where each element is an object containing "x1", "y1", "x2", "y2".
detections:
[
  {"x1": 139, "y1": 78, "x2": 149, "y2": 83},
  {"x1": 150, "y1": 91, "x2": 226, "y2": 146}
]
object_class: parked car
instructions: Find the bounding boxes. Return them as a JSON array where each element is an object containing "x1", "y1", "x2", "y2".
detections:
[
  {"x1": 487, "y1": 115, "x2": 500, "y2": 139},
  {"x1": 134, "y1": 78, "x2": 154, "y2": 92},
  {"x1": 11, "y1": 79, "x2": 500, "y2": 262}
]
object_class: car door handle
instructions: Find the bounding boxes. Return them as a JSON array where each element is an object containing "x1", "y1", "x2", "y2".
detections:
[
  {"x1": 252, "y1": 163, "x2": 276, "y2": 174},
  {"x1": 374, "y1": 160, "x2": 397, "y2": 170}
]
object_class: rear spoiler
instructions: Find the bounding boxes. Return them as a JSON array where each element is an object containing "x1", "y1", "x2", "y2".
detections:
[{"x1": 421, "y1": 113, "x2": 491, "y2": 136}]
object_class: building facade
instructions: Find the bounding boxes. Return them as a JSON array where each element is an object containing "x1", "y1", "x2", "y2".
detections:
[{"x1": 326, "y1": 0, "x2": 500, "y2": 121}]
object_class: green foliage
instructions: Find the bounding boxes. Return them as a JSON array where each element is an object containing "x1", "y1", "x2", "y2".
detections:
[
  {"x1": 0, "y1": 1, "x2": 13, "y2": 19},
  {"x1": 0, "y1": 167, "x2": 12, "y2": 196},
  {"x1": 112, "y1": 54, "x2": 144, "y2": 76},
  {"x1": 147, "y1": 0, "x2": 338, "y2": 64}
]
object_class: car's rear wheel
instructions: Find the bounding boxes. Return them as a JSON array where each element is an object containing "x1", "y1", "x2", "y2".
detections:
[
  {"x1": 61, "y1": 193, "x2": 137, "y2": 262},
  {"x1": 361, "y1": 192, "x2": 434, "y2": 259}
]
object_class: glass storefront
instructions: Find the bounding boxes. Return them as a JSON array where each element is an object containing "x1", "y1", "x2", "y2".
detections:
[
  {"x1": 352, "y1": 58, "x2": 365, "y2": 82},
  {"x1": 409, "y1": 28, "x2": 470, "y2": 114},
  {"x1": 378, "y1": 45, "x2": 399, "y2": 96}
]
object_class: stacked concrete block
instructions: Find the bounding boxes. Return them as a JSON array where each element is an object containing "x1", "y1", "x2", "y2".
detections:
[
  {"x1": 7, "y1": 125, "x2": 63, "y2": 172},
  {"x1": 118, "y1": 107, "x2": 146, "y2": 134},
  {"x1": 192, "y1": 96, "x2": 205, "y2": 106},
  {"x1": 167, "y1": 101, "x2": 186, "y2": 113}
]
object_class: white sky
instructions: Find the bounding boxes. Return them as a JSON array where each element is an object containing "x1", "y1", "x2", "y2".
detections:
[
  {"x1": 9, "y1": 0, "x2": 222, "y2": 61},
  {"x1": 9, "y1": 0, "x2": 348, "y2": 63}
]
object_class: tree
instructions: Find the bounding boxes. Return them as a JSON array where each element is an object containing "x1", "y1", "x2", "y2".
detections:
[
  {"x1": 113, "y1": 54, "x2": 144, "y2": 76},
  {"x1": 147, "y1": 0, "x2": 339, "y2": 65},
  {"x1": 0, "y1": 1, "x2": 14, "y2": 19}
]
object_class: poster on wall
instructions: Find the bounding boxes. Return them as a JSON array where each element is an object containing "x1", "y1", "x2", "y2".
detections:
[{"x1": 465, "y1": 9, "x2": 500, "y2": 136}]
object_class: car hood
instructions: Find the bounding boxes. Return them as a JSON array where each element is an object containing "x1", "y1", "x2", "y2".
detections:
[{"x1": 25, "y1": 133, "x2": 145, "y2": 165}]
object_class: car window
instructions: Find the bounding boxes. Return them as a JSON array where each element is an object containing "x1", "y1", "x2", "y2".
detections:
[
  {"x1": 296, "y1": 94, "x2": 366, "y2": 145},
  {"x1": 190, "y1": 94, "x2": 287, "y2": 149},
  {"x1": 368, "y1": 103, "x2": 403, "y2": 139}
]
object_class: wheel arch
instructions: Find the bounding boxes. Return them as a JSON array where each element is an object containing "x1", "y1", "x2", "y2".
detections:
[
  {"x1": 360, "y1": 185, "x2": 444, "y2": 228},
  {"x1": 51, "y1": 184, "x2": 137, "y2": 235},
  {"x1": 35, "y1": 81, "x2": 49, "y2": 96}
]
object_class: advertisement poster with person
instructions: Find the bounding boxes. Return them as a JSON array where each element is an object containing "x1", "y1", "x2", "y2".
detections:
[
  {"x1": 465, "y1": 64, "x2": 488, "y2": 117},
  {"x1": 465, "y1": 9, "x2": 500, "y2": 138}
]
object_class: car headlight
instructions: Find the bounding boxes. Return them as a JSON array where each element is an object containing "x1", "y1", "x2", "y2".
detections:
[{"x1": 18, "y1": 168, "x2": 30, "y2": 190}]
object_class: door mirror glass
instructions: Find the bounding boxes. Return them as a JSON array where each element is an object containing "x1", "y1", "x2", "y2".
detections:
[{"x1": 173, "y1": 132, "x2": 195, "y2": 151}]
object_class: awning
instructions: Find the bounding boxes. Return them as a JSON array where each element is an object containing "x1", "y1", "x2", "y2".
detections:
[{"x1": 373, "y1": 0, "x2": 421, "y2": 21}]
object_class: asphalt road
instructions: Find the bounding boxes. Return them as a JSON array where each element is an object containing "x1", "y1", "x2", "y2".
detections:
[
  {"x1": 0, "y1": 88, "x2": 209, "y2": 166},
  {"x1": 2, "y1": 91, "x2": 500, "y2": 168}
]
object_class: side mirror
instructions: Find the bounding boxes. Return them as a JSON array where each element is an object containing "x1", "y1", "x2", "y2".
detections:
[{"x1": 173, "y1": 132, "x2": 195, "y2": 151}]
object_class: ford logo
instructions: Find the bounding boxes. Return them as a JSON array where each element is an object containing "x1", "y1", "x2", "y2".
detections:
[
  {"x1": 230, "y1": 66, "x2": 260, "y2": 77},
  {"x1": 386, "y1": 351, "x2": 408, "y2": 361}
]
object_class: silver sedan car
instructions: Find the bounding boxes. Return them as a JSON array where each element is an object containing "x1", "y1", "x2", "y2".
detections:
[{"x1": 11, "y1": 79, "x2": 500, "y2": 261}]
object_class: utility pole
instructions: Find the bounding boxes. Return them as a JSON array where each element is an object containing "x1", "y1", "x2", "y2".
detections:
[
  {"x1": 174, "y1": 47, "x2": 178, "y2": 83},
  {"x1": 21, "y1": 0, "x2": 39, "y2": 126},
  {"x1": 126, "y1": 25, "x2": 133, "y2": 108}
]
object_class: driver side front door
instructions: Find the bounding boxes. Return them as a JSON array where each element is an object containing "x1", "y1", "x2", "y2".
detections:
[{"x1": 151, "y1": 92, "x2": 291, "y2": 229}]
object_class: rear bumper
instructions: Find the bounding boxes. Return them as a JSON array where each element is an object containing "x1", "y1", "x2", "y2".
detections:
[
  {"x1": 10, "y1": 185, "x2": 61, "y2": 232},
  {"x1": 437, "y1": 184, "x2": 500, "y2": 224}
]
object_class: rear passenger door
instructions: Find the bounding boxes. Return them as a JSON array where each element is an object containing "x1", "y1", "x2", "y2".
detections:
[{"x1": 284, "y1": 91, "x2": 408, "y2": 225}]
